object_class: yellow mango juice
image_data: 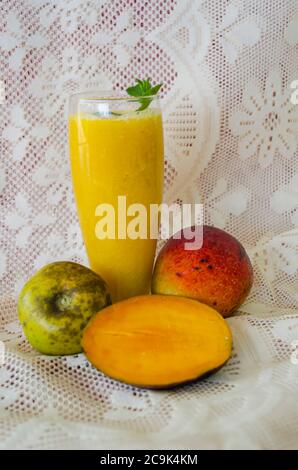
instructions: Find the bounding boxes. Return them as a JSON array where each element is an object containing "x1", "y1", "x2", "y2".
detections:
[{"x1": 69, "y1": 110, "x2": 164, "y2": 302}]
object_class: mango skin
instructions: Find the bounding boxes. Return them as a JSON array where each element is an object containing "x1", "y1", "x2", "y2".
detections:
[
  {"x1": 152, "y1": 225, "x2": 253, "y2": 317},
  {"x1": 18, "y1": 261, "x2": 111, "y2": 355}
]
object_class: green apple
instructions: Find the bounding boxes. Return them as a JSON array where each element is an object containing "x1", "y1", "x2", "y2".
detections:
[{"x1": 18, "y1": 261, "x2": 111, "y2": 355}]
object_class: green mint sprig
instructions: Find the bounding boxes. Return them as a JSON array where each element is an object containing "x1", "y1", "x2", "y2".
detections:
[{"x1": 126, "y1": 78, "x2": 162, "y2": 111}]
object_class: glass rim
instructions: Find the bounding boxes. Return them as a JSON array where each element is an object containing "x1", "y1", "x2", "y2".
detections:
[{"x1": 69, "y1": 90, "x2": 160, "y2": 102}]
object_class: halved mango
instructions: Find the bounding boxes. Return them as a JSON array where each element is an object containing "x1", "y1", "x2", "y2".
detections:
[{"x1": 82, "y1": 295, "x2": 232, "y2": 389}]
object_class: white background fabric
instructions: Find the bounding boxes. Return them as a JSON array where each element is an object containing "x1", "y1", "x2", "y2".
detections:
[{"x1": 0, "y1": 0, "x2": 298, "y2": 449}]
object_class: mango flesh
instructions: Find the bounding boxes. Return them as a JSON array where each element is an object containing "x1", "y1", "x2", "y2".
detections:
[
  {"x1": 152, "y1": 225, "x2": 253, "y2": 317},
  {"x1": 18, "y1": 261, "x2": 111, "y2": 355},
  {"x1": 82, "y1": 295, "x2": 232, "y2": 389}
]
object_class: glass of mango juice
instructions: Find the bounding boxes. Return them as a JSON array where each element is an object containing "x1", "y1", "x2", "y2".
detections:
[{"x1": 68, "y1": 92, "x2": 164, "y2": 302}]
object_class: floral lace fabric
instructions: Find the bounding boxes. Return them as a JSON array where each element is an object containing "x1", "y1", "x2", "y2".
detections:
[{"x1": 0, "y1": 0, "x2": 298, "y2": 449}]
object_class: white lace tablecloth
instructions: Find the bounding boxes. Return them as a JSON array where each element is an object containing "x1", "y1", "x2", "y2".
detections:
[{"x1": 1, "y1": 0, "x2": 298, "y2": 450}]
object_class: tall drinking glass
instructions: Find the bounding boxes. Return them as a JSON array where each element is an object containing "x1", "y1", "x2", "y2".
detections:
[{"x1": 69, "y1": 92, "x2": 164, "y2": 302}]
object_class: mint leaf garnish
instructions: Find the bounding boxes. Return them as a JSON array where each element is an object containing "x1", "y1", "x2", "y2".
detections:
[{"x1": 126, "y1": 78, "x2": 162, "y2": 111}]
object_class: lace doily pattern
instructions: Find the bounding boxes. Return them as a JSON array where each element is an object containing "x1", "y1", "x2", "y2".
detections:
[{"x1": 0, "y1": 0, "x2": 298, "y2": 449}]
